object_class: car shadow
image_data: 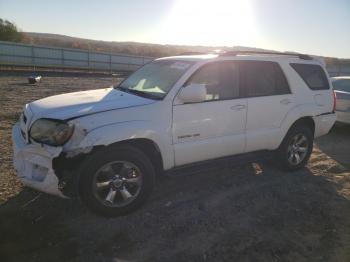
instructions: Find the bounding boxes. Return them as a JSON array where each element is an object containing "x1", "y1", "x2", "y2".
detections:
[
  {"x1": 1, "y1": 159, "x2": 350, "y2": 262},
  {"x1": 315, "y1": 123, "x2": 350, "y2": 169}
]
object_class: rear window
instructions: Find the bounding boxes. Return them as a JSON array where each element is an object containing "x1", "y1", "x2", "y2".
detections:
[{"x1": 290, "y1": 63, "x2": 330, "y2": 90}]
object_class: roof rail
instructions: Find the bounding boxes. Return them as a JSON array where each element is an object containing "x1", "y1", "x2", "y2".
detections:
[
  {"x1": 178, "y1": 51, "x2": 216, "y2": 56},
  {"x1": 220, "y1": 50, "x2": 313, "y2": 60}
]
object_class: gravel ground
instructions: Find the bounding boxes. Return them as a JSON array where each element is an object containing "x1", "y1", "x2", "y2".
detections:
[{"x1": 0, "y1": 72, "x2": 350, "y2": 262}]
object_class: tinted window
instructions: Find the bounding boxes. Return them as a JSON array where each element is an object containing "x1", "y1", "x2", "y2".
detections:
[
  {"x1": 332, "y1": 79, "x2": 350, "y2": 92},
  {"x1": 186, "y1": 61, "x2": 240, "y2": 101},
  {"x1": 290, "y1": 63, "x2": 330, "y2": 90},
  {"x1": 240, "y1": 61, "x2": 290, "y2": 97}
]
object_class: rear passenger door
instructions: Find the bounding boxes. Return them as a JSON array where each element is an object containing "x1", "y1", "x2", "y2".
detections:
[{"x1": 241, "y1": 61, "x2": 293, "y2": 152}]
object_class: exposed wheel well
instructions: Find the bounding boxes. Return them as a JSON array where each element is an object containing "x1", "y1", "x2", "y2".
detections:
[
  {"x1": 107, "y1": 138, "x2": 164, "y2": 177},
  {"x1": 53, "y1": 138, "x2": 164, "y2": 197}
]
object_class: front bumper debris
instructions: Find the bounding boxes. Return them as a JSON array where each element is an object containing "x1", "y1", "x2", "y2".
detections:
[{"x1": 12, "y1": 122, "x2": 67, "y2": 198}]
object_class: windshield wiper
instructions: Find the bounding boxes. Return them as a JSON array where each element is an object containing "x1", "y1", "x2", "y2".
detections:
[
  {"x1": 116, "y1": 86, "x2": 162, "y2": 100},
  {"x1": 116, "y1": 86, "x2": 129, "y2": 92}
]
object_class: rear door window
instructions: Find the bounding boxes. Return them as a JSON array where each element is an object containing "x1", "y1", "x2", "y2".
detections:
[
  {"x1": 290, "y1": 63, "x2": 330, "y2": 90},
  {"x1": 239, "y1": 61, "x2": 290, "y2": 97}
]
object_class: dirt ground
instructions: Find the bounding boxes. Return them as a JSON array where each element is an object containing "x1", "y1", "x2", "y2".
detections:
[{"x1": 0, "y1": 72, "x2": 350, "y2": 262}]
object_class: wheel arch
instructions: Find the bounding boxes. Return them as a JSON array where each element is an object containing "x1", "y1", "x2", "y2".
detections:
[
  {"x1": 59, "y1": 137, "x2": 164, "y2": 175},
  {"x1": 288, "y1": 116, "x2": 315, "y2": 135},
  {"x1": 106, "y1": 138, "x2": 164, "y2": 177},
  {"x1": 278, "y1": 116, "x2": 315, "y2": 149},
  {"x1": 53, "y1": 137, "x2": 165, "y2": 197}
]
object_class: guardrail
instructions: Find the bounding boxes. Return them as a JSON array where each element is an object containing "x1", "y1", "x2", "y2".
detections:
[
  {"x1": 0, "y1": 40, "x2": 154, "y2": 72},
  {"x1": 326, "y1": 64, "x2": 350, "y2": 77},
  {"x1": 1, "y1": 40, "x2": 349, "y2": 76}
]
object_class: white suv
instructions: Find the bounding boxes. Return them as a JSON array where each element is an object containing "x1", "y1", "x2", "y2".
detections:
[{"x1": 12, "y1": 51, "x2": 337, "y2": 216}]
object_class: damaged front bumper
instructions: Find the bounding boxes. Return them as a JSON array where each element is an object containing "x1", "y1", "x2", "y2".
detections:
[{"x1": 12, "y1": 122, "x2": 67, "y2": 198}]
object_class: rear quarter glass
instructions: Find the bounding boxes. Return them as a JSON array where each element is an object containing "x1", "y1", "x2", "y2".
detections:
[{"x1": 290, "y1": 63, "x2": 330, "y2": 90}]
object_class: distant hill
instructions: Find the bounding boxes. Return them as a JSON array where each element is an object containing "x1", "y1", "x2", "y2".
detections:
[
  {"x1": 22, "y1": 32, "x2": 273, "y2": 58},
  {"x1": 19, "y1": 32, "x2": 350, "y2": 68}
]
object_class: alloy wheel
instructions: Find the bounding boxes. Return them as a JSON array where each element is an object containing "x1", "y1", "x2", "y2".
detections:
[
  {"x1": 287, "y1": 133, "x2": 309, "y2": 165},
  {"x1": 92, "y1": 161, "x2": 143, "y2": 207}
]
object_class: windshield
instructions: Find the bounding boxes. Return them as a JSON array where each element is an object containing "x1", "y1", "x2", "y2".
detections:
[
  {"x1": 115, "y1": 60, "x2": 194, "y2": 99},
  {"x1": 332, "y1": 79, "x2": 350, "y2": 93}
]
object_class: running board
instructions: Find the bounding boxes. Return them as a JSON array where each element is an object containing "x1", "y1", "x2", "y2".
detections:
[{"x1": 166, "y1": 150, "x2": 274, "y2": 177}]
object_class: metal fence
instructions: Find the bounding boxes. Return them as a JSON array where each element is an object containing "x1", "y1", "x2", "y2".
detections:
[
  {"x1": 326, "y1": 64, "x2": 350, "y2": 77},
  {"x1": 0, "y1": 40, "x2": 154, "y2": 72},
  {"x1": 1, "y1": 40, "x2": 349, "y2": 76}
]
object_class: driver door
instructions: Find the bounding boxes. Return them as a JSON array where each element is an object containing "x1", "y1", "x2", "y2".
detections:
[{"x1": 172, "y1": 61, "x2": 247, "y2": 166}]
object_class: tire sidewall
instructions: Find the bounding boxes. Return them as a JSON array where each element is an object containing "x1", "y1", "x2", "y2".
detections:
[
  {"x1": 278, "y1": 126, "x2": 314, "y2": 171},
  {"x1": 79, "y1": 146, "x2": 155, "y2": 217}
]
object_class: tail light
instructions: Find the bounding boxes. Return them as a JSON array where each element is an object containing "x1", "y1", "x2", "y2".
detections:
[{"x1": 332, "y1": 90, "x2": 337, "y2": 113}]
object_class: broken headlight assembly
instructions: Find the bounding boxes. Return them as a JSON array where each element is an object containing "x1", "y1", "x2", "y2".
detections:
[{"x1": 29, "y1": 118, "x2": 74, "y2": 146}]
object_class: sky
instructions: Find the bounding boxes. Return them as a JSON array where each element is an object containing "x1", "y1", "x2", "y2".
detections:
[{"x1": 0, "y1": 0, "x2": 349, "y2": 58}]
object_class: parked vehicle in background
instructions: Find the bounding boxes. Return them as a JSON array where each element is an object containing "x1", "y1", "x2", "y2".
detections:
[
  {"x1": 12, "y1": 51, "x2": 336, "y2": 216},
  {"x1": 331, "y1": 76, "x2": 350, "y2": 124}
]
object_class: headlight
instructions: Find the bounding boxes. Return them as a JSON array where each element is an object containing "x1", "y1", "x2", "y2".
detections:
[{"x1": 29, "y1": 118, "x2": 74, "y2": 146}]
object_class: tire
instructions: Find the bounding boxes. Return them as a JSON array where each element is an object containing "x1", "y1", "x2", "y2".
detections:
[
  {"x1": 276, "y1": 125, "x2": 314, "y2": 171},
  {"x1": 78, "y1": 145, "x2": 155, "y2": 217}
]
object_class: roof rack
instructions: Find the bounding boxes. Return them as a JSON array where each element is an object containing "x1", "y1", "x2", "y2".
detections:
[
  {"x1": 220, "y1": 50, "x2": 313, "y2": 60},
  {"x1": 178, "y1": 52, "x2": 212, "y2": 56}
]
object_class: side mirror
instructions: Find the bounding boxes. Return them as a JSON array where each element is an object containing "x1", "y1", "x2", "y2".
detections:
[{"x1": 178, "y1": 83, "x2": 207, "y2": 103}]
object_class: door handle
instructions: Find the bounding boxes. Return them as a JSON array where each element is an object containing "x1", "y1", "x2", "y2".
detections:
[
  {"x1": 230, "y1": 104, "x2": 246, "y2": 110},
  {"x1": 280, "y1": 98, "x2": 292, "y2": 105}
]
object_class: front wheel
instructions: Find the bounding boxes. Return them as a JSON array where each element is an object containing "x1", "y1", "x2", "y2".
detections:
[
  {"x1": 79, "y1": 146, "x2": 155, "y2": 217},
  {"x1": 276, "y1": 126, "x2": 314, "y2": 171}
]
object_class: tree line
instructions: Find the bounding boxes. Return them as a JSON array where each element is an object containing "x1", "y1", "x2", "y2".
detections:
[{"x1": 0, "y1": 19, "x2": 23, "y2": 42}]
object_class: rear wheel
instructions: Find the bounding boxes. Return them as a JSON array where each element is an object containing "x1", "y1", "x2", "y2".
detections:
[
  {"x1": 276, "y1": 126, "x2": 313, "y2": 171},
  {"x1": 79, "y1": 146, "x2": 155, "y2": 216}
]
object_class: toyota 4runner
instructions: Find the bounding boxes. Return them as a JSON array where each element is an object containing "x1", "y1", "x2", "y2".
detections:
[{"x1": 12, "y1": 51, "x2": 337, "y2": 216}]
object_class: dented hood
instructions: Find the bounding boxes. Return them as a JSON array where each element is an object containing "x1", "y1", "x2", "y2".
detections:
[{"x1": 28, "y1": 87, "x2": 155, "y2": 121}]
